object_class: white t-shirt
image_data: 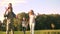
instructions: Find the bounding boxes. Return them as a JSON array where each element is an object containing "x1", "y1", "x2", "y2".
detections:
[
  {"x1": 22, "y1": 21, "x2": 26, "y2": 27},
  {"x1": 29, "y1": 15, "x2": 36, "y2": 23}
]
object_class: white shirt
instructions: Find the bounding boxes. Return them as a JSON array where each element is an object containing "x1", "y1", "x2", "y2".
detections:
[
  {"x1": 29, "y1": 15, "x2": 36, "y2": 23},
  {"x1": 22, "y1": 21, "x2": 26, "y2": 27}
]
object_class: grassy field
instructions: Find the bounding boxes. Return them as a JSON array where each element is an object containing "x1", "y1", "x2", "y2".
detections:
[{"x1": 0, "y1": 30, "x2": 60, "y2": 34}]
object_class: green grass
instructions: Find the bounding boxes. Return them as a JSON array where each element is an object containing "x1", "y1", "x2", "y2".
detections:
[{"x1": 0, "y1": 30, "x2": 60, "y2": 34}]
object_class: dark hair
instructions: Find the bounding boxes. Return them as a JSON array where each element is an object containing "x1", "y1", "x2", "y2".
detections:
[
  {"x1": 8, "y1": 3, "x2": 12, "y2": 8},
  {"x1": 8, "y1": 3, "x2": 13, "y2": 12},
  {"x1": 30, "y1": 10, "x2": 34, "y2": 15}
]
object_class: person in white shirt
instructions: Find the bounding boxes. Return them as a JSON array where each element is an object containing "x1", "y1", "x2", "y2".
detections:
[
  {"x1": 22, "y1": 17, "x2": 26, "y2": 34},
  {"x1": 29, "y1": 10, "x2": 36, "y2": 34}
]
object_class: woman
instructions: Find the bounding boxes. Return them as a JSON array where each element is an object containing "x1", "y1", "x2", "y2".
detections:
[{"x1": 29, "y1": 10, "x2": 36, "y2": 34}]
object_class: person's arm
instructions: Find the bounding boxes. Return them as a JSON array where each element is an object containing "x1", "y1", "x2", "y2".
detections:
[
  {"x1": 35, "y1": 15, "x2": 37, "y2": 18},
  {"x1": 26, "y1": 18, "x2": 29, "y2": 27},
  {"x1": 4, "y1": 7, "x2": 8, "y2": 17},
  {"x1": 5, "y1": 7, "x2": 8, "y2": 14},
  {"x1": 34, "y1": 14, "x2": 37, "y2": 18}
]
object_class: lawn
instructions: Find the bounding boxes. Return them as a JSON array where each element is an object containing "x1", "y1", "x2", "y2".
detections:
[{"x1": 0, "y1": 30, "x2": 60, "y2": 34}]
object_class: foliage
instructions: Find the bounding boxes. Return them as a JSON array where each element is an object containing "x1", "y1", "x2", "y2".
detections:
[{"x1": 1, "y1": 12, "x2": 60, "y2": 31}]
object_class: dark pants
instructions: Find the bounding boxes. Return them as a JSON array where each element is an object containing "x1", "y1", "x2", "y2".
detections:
[{"x1": 22, "y1": 27, "x2": 26, "y2": 34}]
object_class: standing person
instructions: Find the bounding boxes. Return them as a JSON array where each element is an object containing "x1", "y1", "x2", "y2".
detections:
[
  {"x1": 22, "y1": 17, "x2": 26, "y2": 34},
  {"x1": 4, "y1": 3, "x2": 16, "y2": 34},
  {"x1": 29, "y1": 10, "x2": 36, "y2": 34}
]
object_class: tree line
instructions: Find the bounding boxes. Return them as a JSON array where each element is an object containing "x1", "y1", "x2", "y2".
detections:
[{"x1": 0, "y1": 12, "x2": 60, "y2": 31}]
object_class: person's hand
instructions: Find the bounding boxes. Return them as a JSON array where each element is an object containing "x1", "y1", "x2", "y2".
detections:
[{"x1": 16, "y1": 15, "x2": 18, "y2": 19}]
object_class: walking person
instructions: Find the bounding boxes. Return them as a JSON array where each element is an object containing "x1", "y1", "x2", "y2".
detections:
[
  {"x1": 22, "y1": 17, "x2": 26, "y2": 34},
  {"x1": 4, "y1": 3, "x2": 16, "y2": 34},
  {"x1": 29, "y1": 10, "x2": 36, "y2": 34}
]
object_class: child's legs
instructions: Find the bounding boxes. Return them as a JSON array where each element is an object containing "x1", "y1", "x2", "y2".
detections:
[
  {"x1": 22, "y1": 27, "x2": 26, "y2": 34},
  {"x1": 22, "y1": 27, "x2": 26, "y2": 31}
]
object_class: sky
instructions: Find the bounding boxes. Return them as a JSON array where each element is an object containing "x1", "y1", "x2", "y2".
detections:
[{"x1": 0, "y1": 0, "x2": 60, "y2": 22}]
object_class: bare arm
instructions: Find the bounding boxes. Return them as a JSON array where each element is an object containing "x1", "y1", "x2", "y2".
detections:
[{"x1": 5, "y1": 7, "x2": 8, "y2": 14}]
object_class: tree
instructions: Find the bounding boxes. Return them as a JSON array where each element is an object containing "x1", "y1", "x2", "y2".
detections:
[
  {"x1": 15, "y1": 12, "x2": 29, "y2": 31},
  {"x1": 0, "y1": 20, "x2": 2, "y2": 31}
]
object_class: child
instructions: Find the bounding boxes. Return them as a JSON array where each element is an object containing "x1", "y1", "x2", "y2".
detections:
[{"x1": 22, "y1": 17, "x2": 26, "y2": 34}]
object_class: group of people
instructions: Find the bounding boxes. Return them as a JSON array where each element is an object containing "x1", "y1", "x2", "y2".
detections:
[{"x1": 4, "y1": 3, "x2": 36, "y2": 34}]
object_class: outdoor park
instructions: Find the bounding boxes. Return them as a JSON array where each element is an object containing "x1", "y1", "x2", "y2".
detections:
[
  {"x1": 0, "y1": 0, "x2": 60, "y2": 34},
  {"x1": 0, "y1": 12, "x2": 60, "y2": 34}
]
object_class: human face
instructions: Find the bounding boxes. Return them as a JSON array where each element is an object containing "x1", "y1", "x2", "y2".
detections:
[{"x1": 8, "y1": 3, "x2": 12, "y2": 7}]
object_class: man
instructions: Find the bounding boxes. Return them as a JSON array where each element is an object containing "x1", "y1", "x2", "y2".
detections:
[{"x1": 4, "y1": 3, "x2": 16, "y2": 34}]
